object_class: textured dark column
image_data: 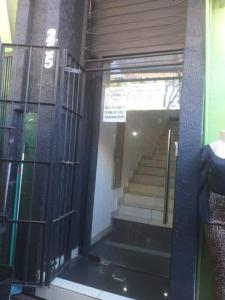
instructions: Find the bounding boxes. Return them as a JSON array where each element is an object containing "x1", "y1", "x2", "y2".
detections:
[
  {"x1": 14, "y1": 0, "x2": 86, "y2": 63},
  {"x1": 170, "y1": 0, "x2": 205, "y2": 299}
]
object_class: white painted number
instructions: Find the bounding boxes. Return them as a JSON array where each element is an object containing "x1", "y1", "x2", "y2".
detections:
[{"x1": 44, "y1": 28, "x2": 57, "y2": 69}]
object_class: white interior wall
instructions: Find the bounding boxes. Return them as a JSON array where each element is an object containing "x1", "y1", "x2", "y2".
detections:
[{"x1": 91, "y1": 118, "x2": 122, "y2": 242}]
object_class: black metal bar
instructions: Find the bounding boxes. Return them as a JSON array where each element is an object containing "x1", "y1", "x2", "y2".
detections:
[
  {"x1": 62, "y1": 105, "x2": 83, "y2": 117},
  {"x1": 65, "y1": 71, "x2": 81, "y2": 260},
  {"x1": 52, "y1": 210, "x2": 76, "y2": 224},
  {"x1": 0, "y1": 43, "x2": 4, "y2": 98},
  {"x1": 24, "y1": 46, "x2": 45, "y2": 283},
  {"x1": 85, "y1": 62, "x2": 183, "y2": 73},
  {"x1": 39, "y1": 220, "x2": 47, "y2": 284},
  {"x1": 8, "y1": 219, "x2": 46, "y2": 225},
  {"x1": 85, "y1": 48, "x2": 184, "y2": 63},
  {"x1": 60, "y1": 161, "x2": 80, "y2": 165},
  {"x1": 111, "y1": 76, "x2": 182, "y2": 83},
  {"x1": 45, "y1": 50, "x2": 61, "y2": 285},
  {"x1": 57, "y1": 50, "x2": 71, "y2": 270},
  {"x1": 74, "y1": 72, "x2": 86, "y2": 255},
  {"x1": 2, "y1": 43, "x2": 59, "y2": 50},
  {"x1": 10, "y1": 47, "x2": 33, "y2": 272},
  {"x1": 0, "y1": 99, "x2": 56, "y2": 106},
  {"x1": 0, "y1": 158, "x2": 51, "y2": 164},
  {"x1": 163, "y1": 129, "x2": 173, "y2": 225},
  {"x1": 0, "y1": 126, "x2": 15, "y2": 130}
]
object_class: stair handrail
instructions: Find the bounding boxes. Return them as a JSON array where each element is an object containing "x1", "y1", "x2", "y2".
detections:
[{"x1": 163, "y1": 129, "x2": 173, "y2": 224}]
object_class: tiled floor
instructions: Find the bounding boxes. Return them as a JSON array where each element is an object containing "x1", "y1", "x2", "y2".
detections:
[
  {"x1": 59, "y1": 258, "x2": 170, "y2": 300},
  {"x1": 59, "y1": 220, "x2": 172, "y2": 300}
]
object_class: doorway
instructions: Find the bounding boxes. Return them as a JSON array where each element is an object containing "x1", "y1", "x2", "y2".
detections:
[{"x1": 60, "y1": 55, "x2": 183, "y2": 300}]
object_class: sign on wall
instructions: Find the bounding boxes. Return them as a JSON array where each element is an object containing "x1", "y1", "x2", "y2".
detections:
[
  {"x1": 103, "y1": 87, "x2": 127, "y2": 122},
  {"x1": 103, "y1": 80, "x2": 181, "y2": 122}
]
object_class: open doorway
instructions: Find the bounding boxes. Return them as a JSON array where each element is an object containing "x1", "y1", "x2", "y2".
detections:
[{"x1": 60, "y1": 56, "x2": 182, "y2": 300}]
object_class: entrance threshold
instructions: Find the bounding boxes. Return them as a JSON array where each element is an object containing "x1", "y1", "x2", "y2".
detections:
[{"x1": 36, "y1": 278, "x2": 135, "y2": 300}]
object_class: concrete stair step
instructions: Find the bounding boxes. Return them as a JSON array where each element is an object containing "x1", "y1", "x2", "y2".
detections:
[
  {"x1": 132, "y1": 174, "x2": 175, "y2": 187},
  {"x1": 118, "y1": 202, "x2": 174, "y2": 213},
  {"x1": 156, "y1": 146, "x2": 176, "y2": 153},
  {"x1": 113, "y1": 205, "x2": 173, "y2": 227},
  {"x1": 152, "y1": 154, "x2": 176, "y2": 161},
  {"x1": 142, "y1": 153, "x2": 176, "y2": 160},
  {"x1": 140, "y1": 159, "x2": 176, "y2": 168},
  {"x1": 122, "y1": 193, "x2": 174, "y2": 210},
  {"x1": 128, "y1": 183, "x2": 175, "y2": 198},
  {"x1": 158, "y1": 142, "x2": 176, "y2": 149},
  {"x1": 135, "y1": 166, "x2": 175, "y2": 177},
  {"x1": 154, "y1": 149, "x2": 167, "y2": 155},
  {"x1": 161, "y1": 133, "x2": 179, "y2": 139}
]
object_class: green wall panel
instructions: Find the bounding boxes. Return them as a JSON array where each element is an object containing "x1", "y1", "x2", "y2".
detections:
[
  {"x1": 198, "y1": 1, "x2": 225, "y2": 299},
  {"x1": 205, "y1": 0, "x2": 225, "y2": 143},
  {"x1": 0, "y1": 0, "x2": 18, "y2": 43}
]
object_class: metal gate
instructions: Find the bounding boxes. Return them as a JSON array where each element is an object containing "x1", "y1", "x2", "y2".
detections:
[{"x1": 0, "y1": 43, "x2": 84, "y2": 286}]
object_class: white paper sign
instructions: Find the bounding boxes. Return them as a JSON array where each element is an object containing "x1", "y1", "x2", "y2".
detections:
[{"x1": 103, "y1": 87, "x2": 127, "y2": 122}]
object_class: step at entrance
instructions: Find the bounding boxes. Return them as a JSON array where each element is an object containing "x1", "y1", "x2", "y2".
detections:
[{"x1": 36, "y1": 278, "x2": 135, "y2": 300}]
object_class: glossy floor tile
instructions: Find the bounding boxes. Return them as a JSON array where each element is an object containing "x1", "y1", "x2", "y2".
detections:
[
  {"x1": 59, "y1": 257, "x2": 170, "y2": 300},
  {"x1": 60, "y1": 219, "x2": 171, "y2": 300}
]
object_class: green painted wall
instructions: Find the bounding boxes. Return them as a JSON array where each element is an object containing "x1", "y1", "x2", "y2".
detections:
[
  {"x1": 0, "y1": 0, "x2": 18, "y2": 43},
  {"x1": 205, "y1": 0, "x2": 225, "y2": 143},
  {"x1": 6, "y1": 0, "x2": 18, "y2": 38},
  {"x1": 197, "y1": 1, "x2": 225, "y2": 299}
]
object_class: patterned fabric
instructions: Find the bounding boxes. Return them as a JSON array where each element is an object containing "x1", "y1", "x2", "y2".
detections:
[{"x1": 206, "y1": 192, "x2": 225, "y2": 300}]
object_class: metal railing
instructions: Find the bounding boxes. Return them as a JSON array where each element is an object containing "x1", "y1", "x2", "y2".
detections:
[
  {"x1": 0, "y1": 43, "x2": 84, "y2": 286},
  {"x1": 163, "y1": 129, "x2": 174, "y2": 225}
]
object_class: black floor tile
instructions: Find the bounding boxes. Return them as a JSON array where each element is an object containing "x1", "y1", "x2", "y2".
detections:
[
  {"x1": 59, "y1": 257, "x2": 170, "y2": 300},
  {"x1": 91, "y1": 240, "x2": 170, "y2": 277},
  {"x1": 60, "y1": 257, "x2": 113, "y2": 291},
  {"x1": 104, "y1": 265, "x2": 170, "y2": 300},
  {"x1": 60, "y1": 219, "x2": 172, "y2": 300}
]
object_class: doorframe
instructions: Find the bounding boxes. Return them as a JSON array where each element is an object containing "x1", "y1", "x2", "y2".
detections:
[
  {"x1": 170, "y1": 0, "x2": 205, "y2": 299},
  {"x1": 79, "y1": 1, "x2": 205, "y2": 299}
]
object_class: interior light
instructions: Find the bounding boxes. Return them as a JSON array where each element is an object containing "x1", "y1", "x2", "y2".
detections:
[
  {"x1": 132, "y1": 131, "x2": 138, "y2": 137},
  {"x1": 123, "y1": 287, "x2": 127, "y2": 292},
  {"x1": 163, "y1": 292, "x2": 168, "y2": 298}
]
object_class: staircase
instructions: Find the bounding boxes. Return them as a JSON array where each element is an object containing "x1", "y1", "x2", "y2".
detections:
[{"x1": 114, "y1": 120, "x2": 178, "y2": 228}]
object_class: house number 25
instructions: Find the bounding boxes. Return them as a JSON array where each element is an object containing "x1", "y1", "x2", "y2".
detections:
[{"x1": 44, "y1": 29, "x2": 57, "y2": 69}]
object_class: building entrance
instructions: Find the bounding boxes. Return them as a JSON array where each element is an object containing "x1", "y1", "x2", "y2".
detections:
[{"x1": 59, "y1": 55, "x2": 183, "y2": 300}]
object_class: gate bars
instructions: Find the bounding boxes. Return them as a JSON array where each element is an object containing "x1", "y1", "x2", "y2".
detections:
[{"x1": 0, "y1": 43, "x2": 84, "y2": 286}]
